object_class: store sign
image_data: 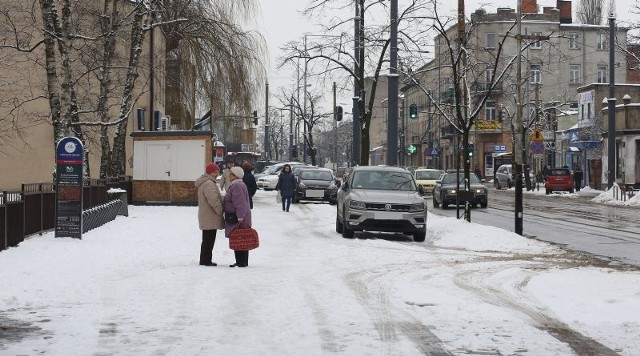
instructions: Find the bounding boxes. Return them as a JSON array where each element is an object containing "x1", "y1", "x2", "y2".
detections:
[
  {"x1": 473, "y1": 120, "x2": 502, "y2": 131},
  {"x1": 55, "y1": 137, "x2": 84, "y2": 239}
]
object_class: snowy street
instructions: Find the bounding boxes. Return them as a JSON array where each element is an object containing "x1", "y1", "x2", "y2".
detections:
[{"x1": 1, "y1": 189, "x2": 639, "y2": 355}]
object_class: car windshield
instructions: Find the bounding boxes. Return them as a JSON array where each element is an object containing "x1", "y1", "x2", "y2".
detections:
[
  {"x1": 549, "y1": 169, "x2": 571, "y2": 176},
  {"x1": 300, "y1": 171, "x2": 333, "y2": 181},
  {"x1": 415, "y1": 170, "x2": 442, "y2": 180},
  {"x1": 350, "y1": 171, "x2": 416, "y2": 191},
  {"x1": 441, "y1": 173, "x2": 481, "y2": 185}
]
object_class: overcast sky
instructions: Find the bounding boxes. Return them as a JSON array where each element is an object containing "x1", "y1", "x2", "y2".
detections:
[{"x1": 254, "y1": 0, "x2": 636, "y2": 114}]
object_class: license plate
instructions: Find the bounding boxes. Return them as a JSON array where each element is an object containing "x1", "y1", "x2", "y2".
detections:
[
  {"x1": 305, "y1": 189, "x2": 324, "y2": 198},
  {"x1": 374, "y1": 211, "x2": 399, "y2": 219}
]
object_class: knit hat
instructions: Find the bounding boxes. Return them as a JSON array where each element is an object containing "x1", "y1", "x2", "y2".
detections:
[
  {"x1": 230, "y1": 166, "x2": 244, "y2": 178},
  {"x1": 205, "y1": 162, "x2": 219, "y2": 174}
]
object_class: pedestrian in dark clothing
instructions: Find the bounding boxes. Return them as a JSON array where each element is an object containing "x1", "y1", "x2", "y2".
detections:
[
  {"x1": 241, "y1": 161, "x2": 258, "y2": 209},
  {"x1": 195, "y1": 162, "x2": 224, "y2": 266},
  {"x1": 573, "y1": 165, "x2": 583, "y2": 192},
  {"x1": 542, "y1": 165, "x2": 551, "y2": 182},
  {"x1": 474, "y1": 166, "x2": 482, "y2": 180},
  {"x1": 275, "y1": 164, "x2": 296, "y2": 212},
  {"x1": 224, "y1": 166, "x2": 252, "y2": 268}
]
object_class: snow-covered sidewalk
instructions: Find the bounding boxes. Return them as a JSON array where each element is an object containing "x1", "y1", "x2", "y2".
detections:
[{"x1": 0, "y1": 190, "x2": 639, "y2": 355}]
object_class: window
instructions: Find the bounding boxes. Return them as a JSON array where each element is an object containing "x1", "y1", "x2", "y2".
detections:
[
  {"x1": 485, "y1": 68, "x2": 494, "y2": 83},
  {"x1": 597, "y1": 33, "x2": 607, "y2": 50},
  {"x1": 531, "y1": 32, "x2": 542, "y2": 49},
  {"x1": 597, "y1": 65, "x2": 607, "y2": 83},
  {"x1": 569, "y1": 32, "x2": 580, "y2": 49},
  {"x1": 486, "y1": 33, "x2": 496, "y2": 49},
  {"x1": 530, "y1": 64, "x2": 542, "y2": 83},
  {"x1": 569, "y1": 64, "x2": 581, "y2": 85},
  {"x1": 485, "y1": 100, "x2": 496, "y2": 120}
]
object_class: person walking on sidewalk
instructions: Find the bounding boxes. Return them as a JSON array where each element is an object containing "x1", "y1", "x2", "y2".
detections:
[
  {"x1": 224, "y1": 166, "x2": 252, "y2": 268},
  {"x1": 275, "y1": 164, "x2": 296, "y2": 212},
  {"x1": 241, "y1": 161, "x2": 258, "y2": 209},
  {"x1": 219, "y1": 159, "x2": 235, "y2": 191},
  {"x1": 573, "y1": 165, "x2": 584, "y2": 192},
  {"x1": 195, "y1": 162, "x2": 224, "y2": 267}
]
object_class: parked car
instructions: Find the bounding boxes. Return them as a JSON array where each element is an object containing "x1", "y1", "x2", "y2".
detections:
[
  {"x1": 545, "y1": 167, "x2": 574, "y2": 194},
  {"x1": 413, "y1": 168, "x2": 444, "y2": 195},
  {"x1": 294, "y1": 167, "x2": 338, "y2": 204},
  {"x1": 433, "y1": 171, "x2": 488, "y2": 209},
  {"x1": 256, "y1": 162, "x2": 303, "y2": 190},
  {"x1": 494, "y1": 164, "x2": 535, "y2": 189},
  {"x1": 335, "y1": 166, "x2": 427, "y2": 242}
]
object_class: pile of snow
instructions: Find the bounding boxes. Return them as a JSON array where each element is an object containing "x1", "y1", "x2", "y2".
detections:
[{"x1": 592, "y1": 183, "x2": 640, "y2": 207}]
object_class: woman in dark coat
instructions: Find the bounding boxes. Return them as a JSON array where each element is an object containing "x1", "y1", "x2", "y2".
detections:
[
  {"x1": 241, "y1": 161, "x2": 258, "y2": 209},
  {"x1": 275, "y1": 164, "x2": 296, "y2": 212},
  {"x1": 224, "y1": 166, "x2": 252, "y2": 267}
]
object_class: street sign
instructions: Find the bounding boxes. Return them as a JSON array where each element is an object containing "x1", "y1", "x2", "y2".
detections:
[
  {"x1": 530, "y1": 140, "x2": 545, "y2": 154},
  {"x1": 545, "y1": 142, "x2": 555, "y2": 149},
  {"x1": 55, "y1": 136, "x2": 84, "y2": 239},
  {"x1": 407, "y1": 144, "x2": 417, "y2": 154},
  {"x1": 530, "y1": 129, "x2": 543, "y2": 141}
]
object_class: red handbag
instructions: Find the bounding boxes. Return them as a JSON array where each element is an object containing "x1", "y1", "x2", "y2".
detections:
[{"x1": 229, "y1": 227, "x2": 259, "y2": 251}]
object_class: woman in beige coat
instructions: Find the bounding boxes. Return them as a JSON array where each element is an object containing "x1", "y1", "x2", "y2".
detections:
[{"x1": 195, "y1": 162, "x2": 225, "y2": 266}]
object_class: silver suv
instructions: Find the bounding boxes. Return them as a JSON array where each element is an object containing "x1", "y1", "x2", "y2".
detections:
[{"x1": 335, "y1": 166, "x2": 427, "y2": 242}]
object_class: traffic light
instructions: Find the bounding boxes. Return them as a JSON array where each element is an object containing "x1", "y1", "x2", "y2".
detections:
[
  {"x1": 252, "y1": 110, "x2": 258, "y2": 125},
  {"x1": 409, "y1": 104, "x2": 418, "y2": 119},
  {"x1": 468, "y1": 143, "x2": 475, "y2": 157},
  {"x1": 407, "y1": 144, "x2": 417, "y2": 154},
  {"x1": 335, "y1": 105, "x2": 343, "y2": 121}
]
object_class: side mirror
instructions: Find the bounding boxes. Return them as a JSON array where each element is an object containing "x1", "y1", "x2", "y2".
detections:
[
  {"x1": 335, "y1": 180, "x2": 341, "y2": 188},
  {"x1": 418, "y1": 185, "x2": 425, "y2": 196}
]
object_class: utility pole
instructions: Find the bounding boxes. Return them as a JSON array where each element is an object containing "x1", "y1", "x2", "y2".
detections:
[
  {"x1": 303, "y1": 36, "x2": 308, "y2": 164},
  {"x1": 514, "y1": 0, "x2": 524, "y2": 235},
  {"x1": 289, "y1": 96, "x2": 294, "y2": 160},
  {"x1": 387, "y1": 0, "x2": 398, "y2": 166},
  {"x1": 352, "y1": 3, "x2": 361, "y2": 167},
  {"x1": 607, "y1": 14, "x2": 616, "y2": 189},
  {"x1": 264, "y1": 82, "x2": 270, "y2": 160},
  {"x1": 333, "y1": 82, "x2": 338, "y2": 171}
]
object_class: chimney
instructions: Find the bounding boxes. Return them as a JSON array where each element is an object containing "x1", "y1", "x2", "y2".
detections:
[
  {"x1": 557, "y1": 0, "x2": 572, "y2": 23},
  {"x1": 522, "y1": 0, "x2": 538, "y2": 14}
]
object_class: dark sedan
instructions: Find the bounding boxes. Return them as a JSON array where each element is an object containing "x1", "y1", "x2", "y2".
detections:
[
  {"x1": 433, "y1": 172, "x2": 488, "y2": 209},
  {"x1": 294, "y1": 167, "x2": 339, "y2": 204}
]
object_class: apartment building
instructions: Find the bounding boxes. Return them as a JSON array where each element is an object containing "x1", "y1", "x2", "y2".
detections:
[
  {"x1": 0, "y1": 2, "x2": 166, "y2": 190},
  {"x1": 391, "y1": 0, "x2": 628, "y2": 177}
]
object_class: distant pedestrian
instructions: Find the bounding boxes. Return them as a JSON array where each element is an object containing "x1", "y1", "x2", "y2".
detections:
[
  {"x1": 275, "y1": 164, "x2": 296, "y2": 212},
  {"x1": 195, "y1": 162, "x2": 224, "y2": 267},
  {"x1": 242, "y1": 161, "x2": 258, "y2": 209},
  {"x1": 219, "y1": 159, "x2": 235, "y2": 191},
  {"x1": 474, "y1": 165, "x2": 482, "y2": 180},
  {"x1": 542, "y1": 165, "x2": 551, "y2": 182},
  {"x1": 224, "y1": 166, "x2": 252, "y2": 268},
  {"x1": 573, "y1": 165, "x2": 583, "y2": 192}
]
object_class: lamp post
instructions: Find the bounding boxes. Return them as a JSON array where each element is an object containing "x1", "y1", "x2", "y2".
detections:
[{"x1": 607, "y1": 14, "x2": 617, "y2": 189}]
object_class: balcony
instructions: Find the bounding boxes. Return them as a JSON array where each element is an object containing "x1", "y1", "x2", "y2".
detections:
[{"x1": 470, "y1": 81, "x2": 503, "y2": 93}]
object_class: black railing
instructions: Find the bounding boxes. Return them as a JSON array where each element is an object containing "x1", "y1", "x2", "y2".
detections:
[{"x1": 1, "y1": 177, "x2": 132, "y2": 252}]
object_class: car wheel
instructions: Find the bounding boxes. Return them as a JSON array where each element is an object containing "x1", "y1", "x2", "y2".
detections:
[
  {"x1": 545, "y1": 189, "x2": 551, "y2": 195},
  {"x1": 472, "y1": 203, "x2": 478, "y2": 208},
  {"x1": 335, "y1": 212, "x2": 343, "y2": 233},
  {"x1": 341, "y1": 207, "x2": 355, "y2": 239},
  {"x1": 413, "y1": 231, "x2": 426, "y2": 242},
  {"x1": 570, "y1": 188, "x2": 574, "y2": 193},
  {"x1": 507, "y1": 179, "x2": 513, "y2": 189},
  {"x1": 441, "y1": 195, "x2": 448, "y2": 209},
  {"x1": 481, "y1": 202, "x2": 488, "y2": 208}
]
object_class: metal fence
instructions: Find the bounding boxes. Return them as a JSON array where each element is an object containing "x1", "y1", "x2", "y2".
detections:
[{"x1": 1, "y1": 177, "x2": 132, "y2": 252}]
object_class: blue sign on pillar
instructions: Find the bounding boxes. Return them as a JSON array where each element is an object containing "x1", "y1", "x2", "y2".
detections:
[{"x1": 55, "y1": 137, "x2": 84, "y2": 239}]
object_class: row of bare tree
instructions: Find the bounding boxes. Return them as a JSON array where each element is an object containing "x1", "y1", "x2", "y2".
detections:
[{"x1": 0, "y1": 0, "x2": 265, "y2": 178}]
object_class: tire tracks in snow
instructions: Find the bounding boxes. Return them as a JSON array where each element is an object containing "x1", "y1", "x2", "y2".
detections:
[{"x1": 345, "y1": 267, "x2": 452, "y2": 355}]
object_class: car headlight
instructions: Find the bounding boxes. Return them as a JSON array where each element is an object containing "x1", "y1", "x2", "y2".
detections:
[
  {"x1": 445, "y1": 189, "x2": 456, "y2": 194},
  {"x1": 298, "y1": 182, "x2": 306, "y2": 189},
  {"x1": 409, "y1": 203, "x2": 425, "y2": 212},
  {"x1": 475, "y1": 188, "x2": 486, "y2": 194},
  {"x1": 349, "y1": 200, "x2": 366, "y2": 210}
]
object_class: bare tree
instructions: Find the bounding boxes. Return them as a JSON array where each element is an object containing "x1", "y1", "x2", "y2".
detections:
[
  {"x1": 578, "y1": 0, "x2": 605, "y2": 25},
  {"x1": 280, "y1": 0, "x2": 433, "y2": 166}
]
